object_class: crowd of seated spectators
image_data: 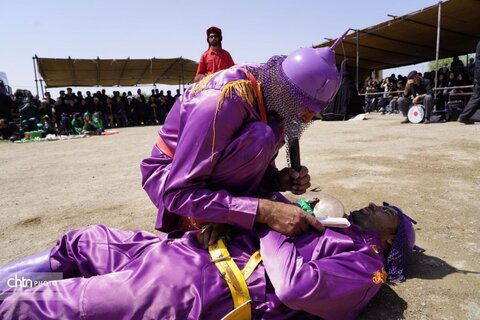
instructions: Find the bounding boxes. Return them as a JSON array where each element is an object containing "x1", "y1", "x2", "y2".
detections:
[
  {"x1": 360, "y1": 56, "x2": 474, "y2": 114},
  {"x1": 0, "y1": 86, "x2": 182, "y2": 141}
]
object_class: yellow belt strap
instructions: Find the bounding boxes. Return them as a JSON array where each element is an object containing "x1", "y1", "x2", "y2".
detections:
[{"x1": 208, "y1": 238, "x2": 263, "y2": 320}]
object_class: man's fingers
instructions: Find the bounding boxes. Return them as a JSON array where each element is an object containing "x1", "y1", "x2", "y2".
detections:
[
  {"x1": 202, "y1": 226, "x2": 213, "y2": 248},
  {"x1": 295, "y1": 174, "x2": 310, "y2": 185},
  {"x1": 299, "y1": 216, "x2": 310, "y2": 233},
  {"x1": 209, "y1": 226, "x2": 220, "y2": 245},
  {"x1": 288, "y1": 168, "x2": 300, "y2": 179},
  {"x1": 197, "y1": 228, "x2": 206, "y2": 247},
  {"x1": 299, "y1": 166, "x2": 309, "y2": 177},
  {"x1": 305, "y1": 214, "x2": 325, "y2": 232}
]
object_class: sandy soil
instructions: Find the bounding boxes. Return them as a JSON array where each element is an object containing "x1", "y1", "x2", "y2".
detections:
[{"x1": 0, "y1": 113, "x2": 479, "y2": 319}]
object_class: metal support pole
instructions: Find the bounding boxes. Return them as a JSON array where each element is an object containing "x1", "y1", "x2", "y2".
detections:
[
  {"x1": 356, "y1": 29, "x2": 360, "y2": 91},
  {"x1": 39, "y1": 79, "x2": 45, "y2": 98},
  {"x1": 434, "y1": 1, "x2": 442, "y2": 100},
  {"x1": 32, "y1": 56, "x2": 39, "y2": 97}
]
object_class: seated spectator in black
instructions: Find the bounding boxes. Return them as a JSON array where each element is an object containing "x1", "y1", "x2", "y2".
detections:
[
  {"x1": 52, "y1": 98, "x2": 65, "y2": 127},
  {"x1": 64, "y1": 100, "x2": 75, "y2": 117},
  {"x1": 133, "y1": 94, "x2": 147, "y2": 125},
  {"x1": 456, "y1": 73, "x2": 467, "y2": 88},
  {"x1": 58, "y1": 113, "x2": 73, "y2": 135},
  {"x1": 157, "y1": 95, "x2": 168, "y2": 124},
  {"x1": 153, "y1": 88, "x2": 160, "y2": 99},
  {"x1": 77, "y1": 91, "x2": 83, "y2": 101},
  {"x1": 113, "y1": 96, "x2": 127, "y2": 127},
  {"x1": 379, "y1": 77, "x2": 395, "y2": 113},
  {"x1": 120, "y1": 92, "x2": 128, "y2": 103},
  {"x1": 18, "y1": 96, "x2": 38, "y2": 132},
  {"x1": 105, "y1": 98, "x2": 114, "y2": 128},
  {"x1": 0, "y1": 82, "x2": 14, "y2": 122},
  {"x1": 398, "y1": 70, "x2": 434, "y2": 124},
  {"x1": 435, "y1": 73, "x2": 448, "y2": 110},
  {"x1": 42, "y1": 92, "x2": 54, "y2": 107},
  {"x1": 85, "y1": 91, "x2": 94, "y2": 106},
  {"x1": 0, "y1": 119, "x2": 22, "y2": 141},
  {"x1": 126, "y1": 96, "x2": 135, "y2": 125},
  {"x1": 72, "y1": 97, "x2": 84, "y2": 115},
  {"x1": 148, "y1": 95, "x2": 159, "y2": 124},
  {"x1": 64, "y1": 87, "x2": 76, "y2": 102},
  {"x1": 39, "y1": 115, "x2": 57, "y2": 135},
  {"x1": 57, "y1": 90, "x2": 66, "y2": 102},
  {"x1": 451, "y1": 55, "x2": 465, "y2": 76},
  {"x1": 441, "y1": 63, "x2": 449, "y2": 75},
  {"x1": 174, "y1": 89, "x2": 181, "y2": 100},
  {"x1": 71, "y1": 112, "x2": 84, "y2": 134},
  {"x1": 363, "y1": 76, "x2": 380, "y2": 113},
  {"x1": 443, "y1": 72, "x2": 462, "y2": 101},
  {"x1": 165, "y1": 90, "x2": 175, "y2": 112},
  {"x1": 386, "y1": 80, "x2": 403, "y2": 114},
  {"x1": 12, "y1": 89, "x2": 26, "y2": 110},
  {"x1": 136, "y1": 89, "x2": 146, "y2": 104},
  {"x1": 37, "y1": 99, "x2": 53, "y2": 119}
]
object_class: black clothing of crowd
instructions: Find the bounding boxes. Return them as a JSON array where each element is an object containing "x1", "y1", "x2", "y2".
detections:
[
  {"x1": 360, "y1": 56, "x2": 474, "y2": 114},
  {"x1": 0, "y1": 86, "x2": 181, "y2": 141}
]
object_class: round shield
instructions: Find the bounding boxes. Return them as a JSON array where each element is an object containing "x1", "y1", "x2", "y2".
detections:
[{"x1": 408, "y1": 105, "x2": 425, "y2": 123}]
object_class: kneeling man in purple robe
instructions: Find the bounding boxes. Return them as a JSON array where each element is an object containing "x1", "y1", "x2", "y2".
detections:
[
  {"x1": 0, "y1": 202, "x2": 419, "y2": 319},
  {"x1": 141, "y1": 32, "x2": 350, "y2": 238}
]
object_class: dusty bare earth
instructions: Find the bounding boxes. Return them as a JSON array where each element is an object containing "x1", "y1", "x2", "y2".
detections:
[{"x1": 0, "y1": 113, "x2": 479, "y2": 319}]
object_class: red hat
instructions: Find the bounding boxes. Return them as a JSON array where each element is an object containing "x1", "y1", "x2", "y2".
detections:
[{"x1": 206, "y1": 26, "x2": 223, "y2": 46}]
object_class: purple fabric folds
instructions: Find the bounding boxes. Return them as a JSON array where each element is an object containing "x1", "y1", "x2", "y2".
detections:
[
  {"x1": 0, "y1": 224, "x2": 386, "y2": 319},
  {"x1": 140, "y1": 66, "x2": 285, "y2": 232}
]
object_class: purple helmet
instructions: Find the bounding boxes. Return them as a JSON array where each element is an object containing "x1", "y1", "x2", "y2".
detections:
[{"x1": 280, "y1": 30, "x2": 348, "y2": 113}]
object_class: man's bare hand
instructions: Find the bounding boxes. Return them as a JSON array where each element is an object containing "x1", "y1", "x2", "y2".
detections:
[
  {"x1": 196, "y1": 223, "x2": 231, "y2": 248},
  {"x1": 276, "y1": 166, "x2": 311, "y2": 195},
  {"x1": 255, "y1": 199, "x2": 324, "y2": 237}
]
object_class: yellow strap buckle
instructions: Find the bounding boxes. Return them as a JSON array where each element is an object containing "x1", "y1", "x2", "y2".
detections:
[{"x1": 209, "y1": 238, "x2": 263, "y2": 320}]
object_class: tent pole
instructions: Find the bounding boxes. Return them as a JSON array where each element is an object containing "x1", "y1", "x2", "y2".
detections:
[
  {"x1": 39, "y1": 79, "x2": 45, "y2": 98},
  {"x1": 356, "y1": 29, "x2": 359, "y2": 91},
  {"x1": 434, "y1": 1, "x2": 442, "y2": 100},
  {"x1": 32, "y1": 56, "x2": 39, "y2": 97}
]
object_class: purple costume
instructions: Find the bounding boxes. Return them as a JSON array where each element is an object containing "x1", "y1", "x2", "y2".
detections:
[
  {"x1": 0, "y1": 223, "x2": 387, "y2": 319},
  {"x1": 141, "y1": 66, "x2": 285, "y2": 232}
]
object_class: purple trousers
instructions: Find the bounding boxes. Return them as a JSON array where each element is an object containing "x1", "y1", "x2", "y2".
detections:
[{"x1": 0, "y1": 225, "x2": 271, "y2": 320}]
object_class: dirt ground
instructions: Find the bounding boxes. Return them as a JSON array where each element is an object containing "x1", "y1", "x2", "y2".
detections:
[{"x1": 0, "y1": 113, "x2": 479, "y2": 319}]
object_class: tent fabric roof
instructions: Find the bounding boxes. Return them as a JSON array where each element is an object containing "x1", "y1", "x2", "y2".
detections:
[
  {"x1": 315, "y1": 0, "x2": 480, "y2": 71},
  {"x1": 37, "y1": 57, "x2": 198, "y2": 88}
]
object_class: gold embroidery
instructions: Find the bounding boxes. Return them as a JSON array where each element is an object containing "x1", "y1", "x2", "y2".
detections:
[
  {"x1": 191, "y1": 73, "x2": 216, "y2": 95},
  {"x1": 370, "y1": 245, "x2": 379, "y2": 254},
  {"x1": 372, "y1": 267, "x2": 388, "y2": 284}
]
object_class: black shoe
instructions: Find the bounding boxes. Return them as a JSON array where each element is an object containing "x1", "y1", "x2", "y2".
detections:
[
  {"x1": 458, "y1": 118, "x2": 474, "y2": 125},
  {"x1": 423, "y1": 119, "x2": 431, "y2": 124},
  {"x1": 401, "y1": 119, "x2": 409, "y2": 124}
]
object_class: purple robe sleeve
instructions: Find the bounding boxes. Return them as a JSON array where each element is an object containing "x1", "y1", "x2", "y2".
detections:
[
  {"x1": 159, "y1": 91, "x2": 259, "y2": 229},
  {"x1": 258, "y1": 227, "x2": 384, "y2": 320}
]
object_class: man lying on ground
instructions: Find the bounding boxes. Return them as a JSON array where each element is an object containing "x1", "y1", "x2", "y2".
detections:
[{"x1": 0, "y1": 201, "x2": 418, "y2": 320}]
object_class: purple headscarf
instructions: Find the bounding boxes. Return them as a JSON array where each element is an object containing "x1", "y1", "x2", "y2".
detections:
[{"x1": 383, "y1": 201, "x2": 421, "y2": 283}]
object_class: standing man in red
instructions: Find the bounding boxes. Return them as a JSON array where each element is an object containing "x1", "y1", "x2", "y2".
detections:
[{"x1": 194, "y1": 26, "x2": 235, "y2": 82}]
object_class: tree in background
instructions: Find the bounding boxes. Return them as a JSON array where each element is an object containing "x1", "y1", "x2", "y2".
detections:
[{"x1": 428, "y1": 56, "x2": 468, "y2": 72}]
